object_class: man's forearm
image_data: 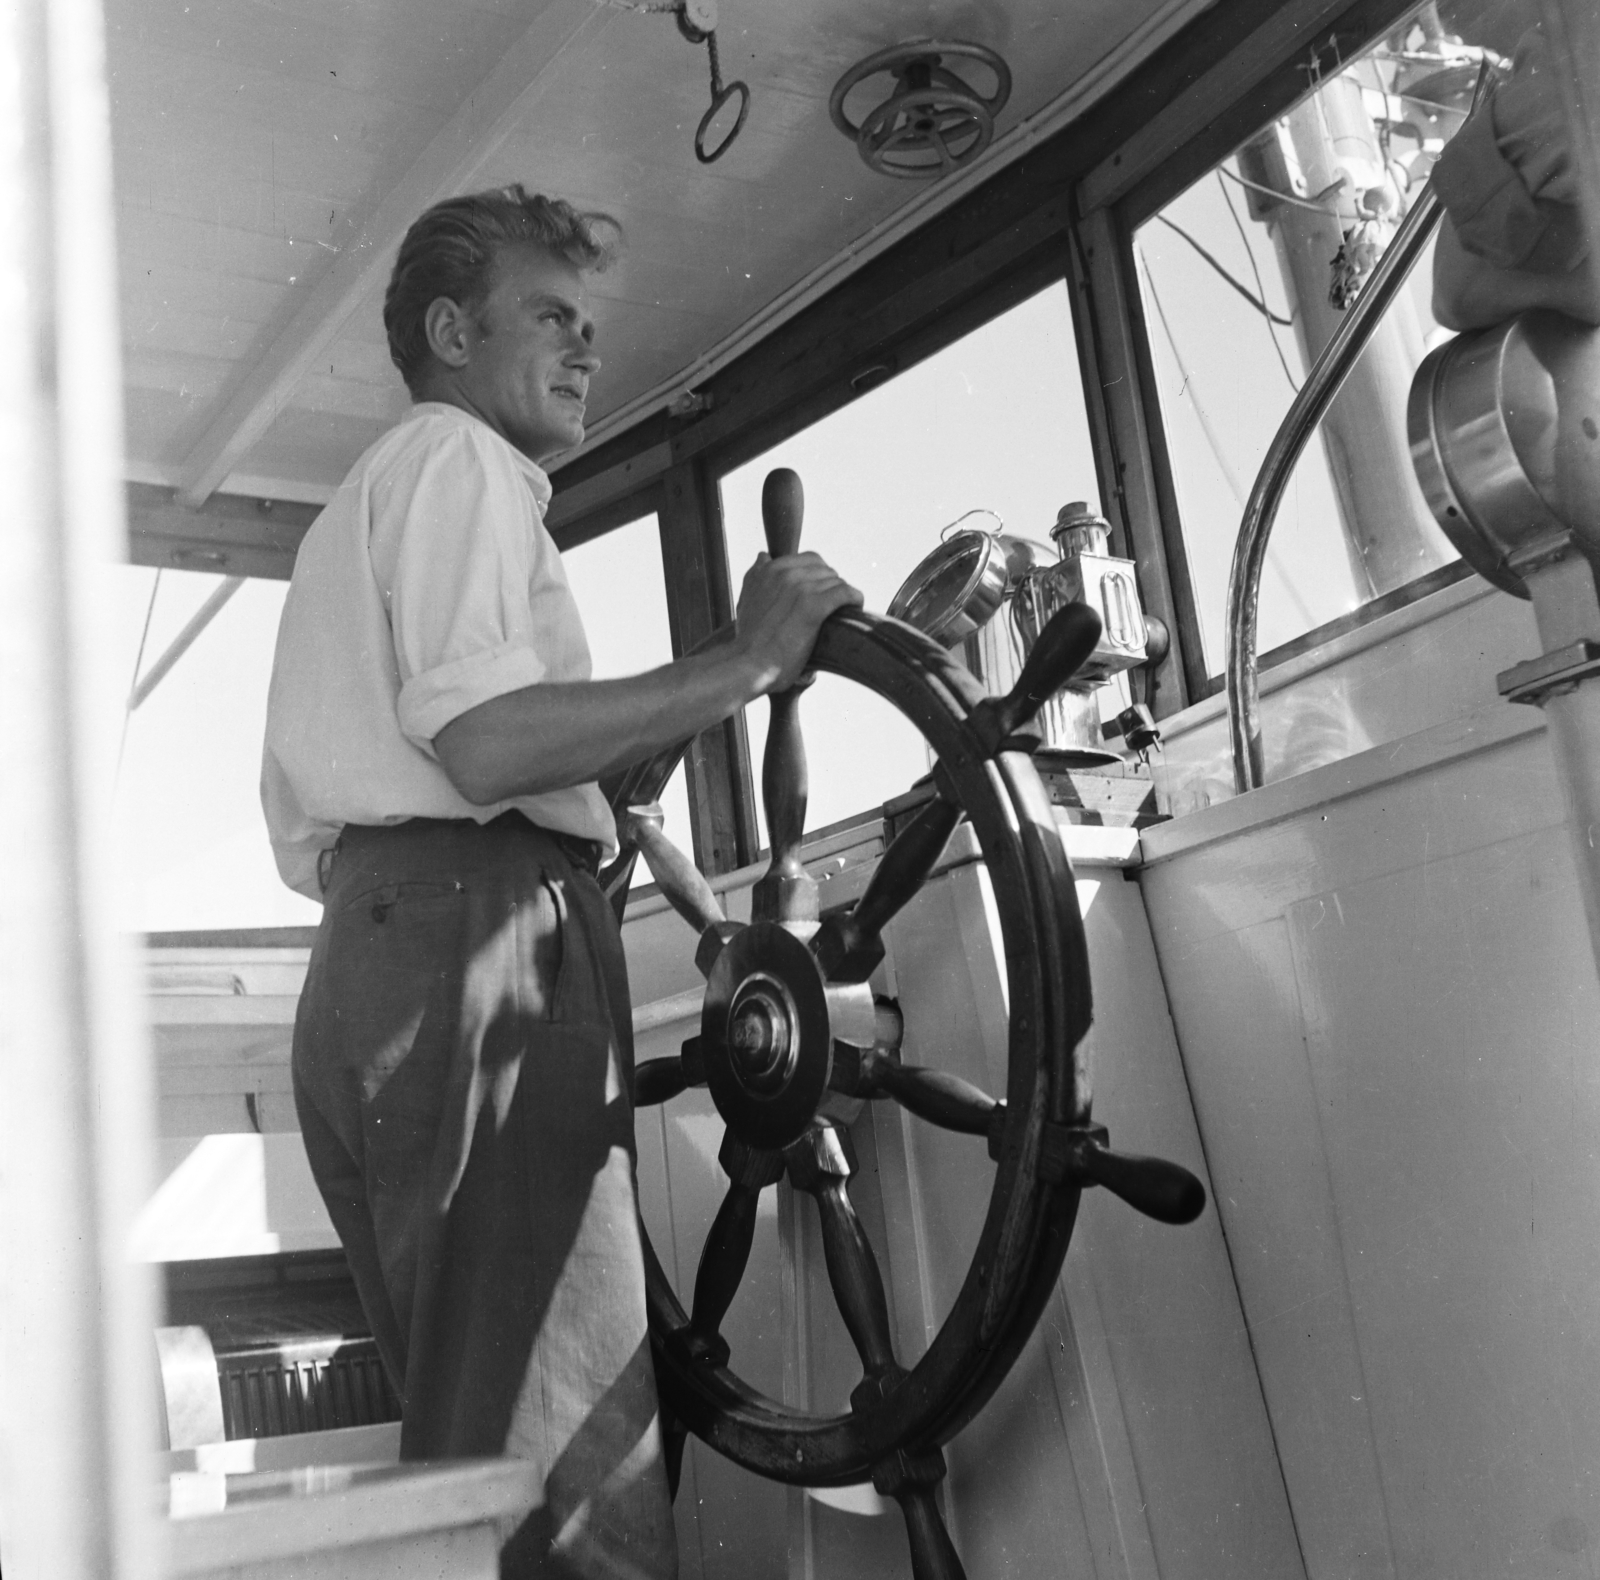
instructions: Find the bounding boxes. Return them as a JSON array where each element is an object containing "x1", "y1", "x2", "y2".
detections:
[{"x1": 433, "y1": 642, "x2": 772, "y2": 805}]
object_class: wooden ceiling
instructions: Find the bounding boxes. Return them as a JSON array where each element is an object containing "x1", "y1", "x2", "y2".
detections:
[{"x1": 109, "y1": 0, "x2": 1214, "y2": 509}]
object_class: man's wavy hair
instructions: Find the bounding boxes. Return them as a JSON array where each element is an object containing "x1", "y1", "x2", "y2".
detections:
[{"x1": 383, "y1": 185, "x2": 621, "y2": 391}]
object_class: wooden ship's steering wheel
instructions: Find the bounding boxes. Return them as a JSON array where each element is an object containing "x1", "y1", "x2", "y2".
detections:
[{"x1": 600, "y1": 469, "x2": 1204, "y2": 1578}]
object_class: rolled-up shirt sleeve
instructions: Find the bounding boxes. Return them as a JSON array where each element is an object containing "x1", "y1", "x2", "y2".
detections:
[{"x1": 375, "y1": 424, "x2": 554, "y2": 753}]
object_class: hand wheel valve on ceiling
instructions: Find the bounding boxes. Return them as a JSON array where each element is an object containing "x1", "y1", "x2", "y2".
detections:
[{"x1": 830, "y1": 39, "x2": 1011, "y2": 179}]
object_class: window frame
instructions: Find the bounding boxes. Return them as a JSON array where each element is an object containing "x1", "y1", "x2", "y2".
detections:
[
  {"x1": 544, "y1": 0, "x2": 1424, "y2": 865},
  {"x1": 1101, "y1": 0, "x2": 1451, "y2": 698}
]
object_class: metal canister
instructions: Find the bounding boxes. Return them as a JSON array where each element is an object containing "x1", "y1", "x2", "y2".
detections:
[
  {"x1": 958, "y1": 533, "x2": 1108, "y2": 757},
  {"x1": 1044, "y1": 502, "x2": 1149, "y2": 680},
  {"x1": 886, "y1": 524, "x2": 1010, "y2": 644},
  {"x1": 889, "y1": 504, "x2": 1148, "y2": 761}
]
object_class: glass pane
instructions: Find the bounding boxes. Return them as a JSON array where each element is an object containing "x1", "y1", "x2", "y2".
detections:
[
  {"x1": 720, "y1": 281, "x2": 1102, "y2": 840},
  {"x1": 1133, "y1": 14, "x2": 1468, "y2": 675},
  {"x1": 110, "y1": 567, "x2": 321, "y2": 932},
  {"x1": 109, "y1": 516, "x2": 687, "y2": 932},
  {"x1": 562, "y1": 514, "x2": 693, "y2": 850}
]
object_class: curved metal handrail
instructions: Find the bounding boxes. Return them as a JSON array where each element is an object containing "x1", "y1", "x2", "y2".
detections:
[{"x1": 1223, "y1": 183, "x2": 1443, "y2": 792}]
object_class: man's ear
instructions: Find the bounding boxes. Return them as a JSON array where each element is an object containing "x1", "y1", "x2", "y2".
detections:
[{"x1": 423, "y1": 296, "x2": 475, "y2": 370}]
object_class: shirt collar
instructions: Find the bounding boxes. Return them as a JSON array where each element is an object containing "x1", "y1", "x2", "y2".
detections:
[{"x1": 407, "y1": 401, "x2": 555, "y2": 514}]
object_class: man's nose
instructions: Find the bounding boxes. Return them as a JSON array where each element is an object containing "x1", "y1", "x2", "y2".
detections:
[{"x1": 568, "y1": 332, "x2": 600, "y2": 375}]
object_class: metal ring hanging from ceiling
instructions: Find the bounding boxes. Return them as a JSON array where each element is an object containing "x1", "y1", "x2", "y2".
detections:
[{"x1": 829, "y1": 39, "x2": 1011, "y2": 179}]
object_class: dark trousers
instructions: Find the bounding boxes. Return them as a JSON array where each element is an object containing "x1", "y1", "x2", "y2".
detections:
[{"x1": 292, "y1": 814, "x2": 677, "y2": 1579}]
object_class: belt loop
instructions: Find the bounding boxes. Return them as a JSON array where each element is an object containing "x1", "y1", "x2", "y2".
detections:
[
  {"x1": 553, "y1": 831, "x2": 602, "y2": 879},
  {"x1": 317, "y1": 835, "x2": 342, "y2": 896}
]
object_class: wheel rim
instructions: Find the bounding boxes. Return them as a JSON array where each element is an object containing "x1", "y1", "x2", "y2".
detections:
[{"x1": 629, "y1": 605, "x2": 1094, "y2": 1484}]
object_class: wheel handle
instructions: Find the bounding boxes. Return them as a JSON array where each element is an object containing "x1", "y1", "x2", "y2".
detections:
[
  {"x1": 971, "y1": 601, "x2": 1104, "y2": 751},
  {"x1": 751, "y1": 468, "x2": 818, "y2": 927}
]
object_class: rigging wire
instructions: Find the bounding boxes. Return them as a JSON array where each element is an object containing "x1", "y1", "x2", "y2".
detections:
[
  {"x1": 1217, "y1": 164, "x2": 1346, "y2": 215},
  {"x1": 1139, "y1": 257, "x2": 1246, "y2": 506},
  {"x1": 115, "y1": 566, "x2": 162, "y2": 791},
  {"x1": 1154, "y1": 214, "x2": 1295, "y2": 326},
  {"x1": 1136, "y1": 254, "x2": 1318, "y2": 632},
  {"x1": 1216, "y1": 172, "x2": 1301, "y2": 394}
]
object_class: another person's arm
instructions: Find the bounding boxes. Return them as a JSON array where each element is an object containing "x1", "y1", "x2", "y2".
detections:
[
  {"x1": 1433, "y1": 212, "x2": 1600, "y2": 329},
  {"x1": 432, "y1": 550, "x2": 859, "y2": 804},
  {"x1": 1430, "y1": 22, "x2": 1598, "y2": 330}
]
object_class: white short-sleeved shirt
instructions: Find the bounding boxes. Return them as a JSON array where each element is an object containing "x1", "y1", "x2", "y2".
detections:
[{"x1": 262, "y1": 402, "x2": 617, "y2": 900}]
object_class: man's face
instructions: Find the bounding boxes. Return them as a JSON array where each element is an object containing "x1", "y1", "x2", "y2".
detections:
[{"x1": 453, "y1": 243, "x2": 600, "y2": 463}]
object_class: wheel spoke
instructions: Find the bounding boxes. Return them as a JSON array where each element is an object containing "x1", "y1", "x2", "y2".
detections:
[
  {"x1": 686, "y1": 1131, "x2": 786, "y2": 1365},
  {"x1": 970, "y1": 601, "x2": 1104, "y2": 751},
  {"x1": 624, "y1": 804, "x2": 739, "y2": 976},
  {"x1": 751, "y1": 470, "x2": 820, "y2": 928},
  {"x1": 1048, "y1": 1123, "x2": 1207, "y2": 1225},
  {"x1": 785, "y1": 1122, "x2": 904, "y2": 1410},
  {"x1": 856, "y1": 1048, "x2": 999, "y2": 1136},
  {"x1": 634, "y1": 1056, "x2": 689, "y2": 1107},
  {"x1": 812, "y1": 792, "x2": 960, "y2": 980},
  {"x1": 895, "y1": 1481, "x2": 967, "y2": 1579}
]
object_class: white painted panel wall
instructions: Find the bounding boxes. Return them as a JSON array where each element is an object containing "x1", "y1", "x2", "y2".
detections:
[
  {"x1": 876, "y1": 857, "x2": 1300, "y2": 1580},
  {"x1": 621, "y1": 828, "x2": 1298, "y2": 1580},
  {"x1": 1139, "y1": 704, "x2": 1600, "y2": 1577}
]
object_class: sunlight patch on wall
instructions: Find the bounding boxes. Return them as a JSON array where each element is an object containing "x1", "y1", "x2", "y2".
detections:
[{"x1": 131, "y1": 1133, "x2": 335, "y2": 1261}]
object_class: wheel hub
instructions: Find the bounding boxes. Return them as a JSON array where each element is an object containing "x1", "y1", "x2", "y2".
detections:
[
  {"x1": 727, "y1": 973, "x2": 799, "y2": 1094},
  {"x1": 702, "y1": 923, "x2": 834, "y2": 1150}
]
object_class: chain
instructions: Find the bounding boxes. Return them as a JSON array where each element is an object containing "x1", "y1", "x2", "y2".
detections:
[
  {"x1": 595, "y1": 0, "x2": 748, "y2": 162},
  {"x1": 707, "y1": 26, "x2": 723, "y2": 96}
]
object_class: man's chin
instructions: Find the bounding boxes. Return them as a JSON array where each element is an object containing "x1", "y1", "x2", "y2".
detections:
[{"x1": 525, "y1": 418, "x2": 585, "y2": 463}]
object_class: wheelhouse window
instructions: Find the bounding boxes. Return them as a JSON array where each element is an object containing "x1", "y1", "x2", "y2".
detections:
[
  {"x1": 1131, "y1": 13, "x2": 1474, "y2": 677},
  {"x1": 111, "y1": 513, "x2": 686, "y2": 933},
  {"x1": 561, "y1": 511, "x2": 692, "y2": 843},
  {"x1": 719, "y1": 280, "x2": 1102, "y2": 839},
  {"x1": 112, "y1": 567, "x2": 318, "y2": 932}
]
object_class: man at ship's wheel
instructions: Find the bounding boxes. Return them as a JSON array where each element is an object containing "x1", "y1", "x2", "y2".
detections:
[{"x1": 263, "y1": 185, "x2": 859, "y2": 1579}]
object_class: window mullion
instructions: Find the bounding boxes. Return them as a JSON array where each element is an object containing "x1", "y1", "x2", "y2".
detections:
[
  {"x1": 1071, "y1": 205, "x2": 1201, "y2": 714},
  {"x1": 658, "y1": 459, "x2": 758, "y2": 875}
]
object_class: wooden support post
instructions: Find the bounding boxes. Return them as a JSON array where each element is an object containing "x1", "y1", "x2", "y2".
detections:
[
  {"x1": 658, "y1": 459, "x2": 758, "y2": 875},
  {"x1": 1070, "y1": 208, "x2": 1195, "y2": 711}
]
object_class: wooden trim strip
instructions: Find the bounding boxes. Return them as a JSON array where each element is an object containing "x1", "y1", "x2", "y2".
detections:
[
  {"x1": 1080, "y1": 0, "x2": 1359, "y2": 213},
  {"x1": 545, "y1": 442, "x2": 673, "y2": 535},
  {"x1": 125, "y1": 483, "x2": 320, "y2": 581},
  {"x1": 1071, "y1": 211, "x2": 1196, "y2": 715}
]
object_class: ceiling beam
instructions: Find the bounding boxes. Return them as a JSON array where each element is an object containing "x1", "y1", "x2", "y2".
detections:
[
  {"x1": 174, "y1": 0, "x2": 612, "y2": 508},
  {"x1": 544, "y1": 441, "x2": 673, "y2": 539},
  {"x1": 126, "y1": 483, "x2": 321, "y2": 580}
]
